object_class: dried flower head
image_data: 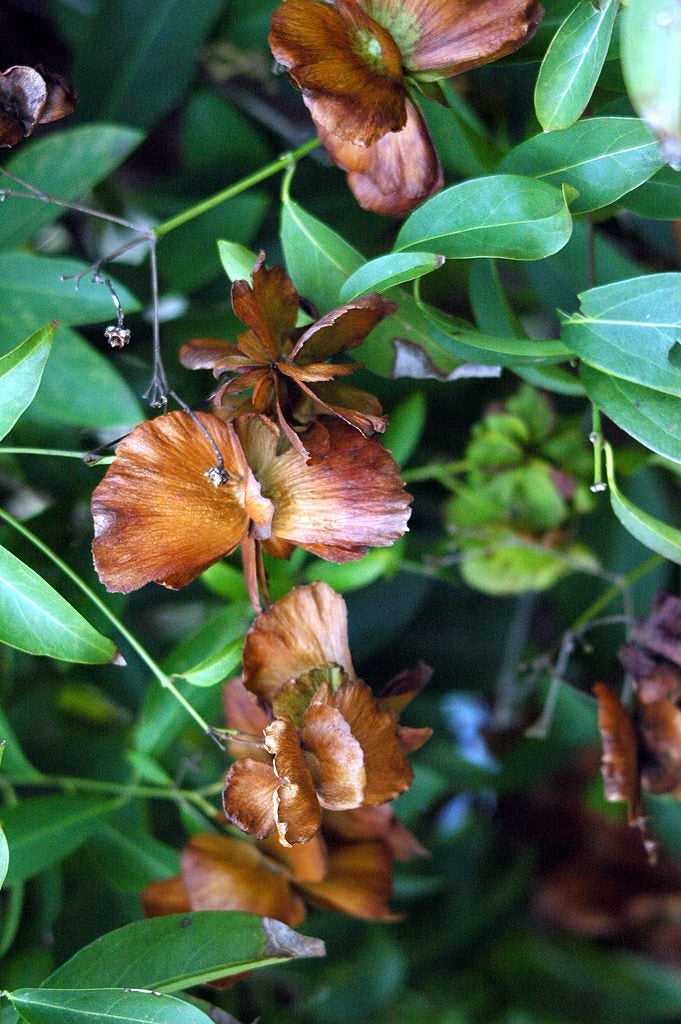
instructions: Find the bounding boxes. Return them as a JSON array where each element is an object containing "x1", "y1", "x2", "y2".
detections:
[
  {"x1": 269, "y1": 0, "x2": 543, "y2": 214},
  {"x1": 91, "y1": 412, "x2": 410, "y2": 609},
  {"x1": 0, "y1": 65, "x2": 76, "y2": 148},
  {"x1": 221, "y1": 583, "x2": 431, "y2": 846},
  {"x1": 180, "y1": 253, "x2": 393, "y2": 459}
]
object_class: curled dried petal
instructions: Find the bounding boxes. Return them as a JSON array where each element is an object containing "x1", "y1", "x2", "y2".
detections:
[
  {"x1": 223, "y1": 758, "x2": 278, "y2": 839},
  {"x1": 361, "y1": 0, "x2": 543, "y2": 78},
  {"x1": 329, "y1": 678, "x2": 413, "y2": 804},
  {"x1": 243, "y1": 582, "x2": 356, "y2": 704},
  {"x1": 270, "y1": 0, "x2": 406, "y2": 148},
  {"x1": 312, "y1": 97, "x2": 443, "y2": 216},
  {"x1": 300, "y1": 840, "x2": 400, "y2": 920},
  {"x1": 91, "y1": 412, "x2": 268, "y2": 593},
  {"x1": 301, "y1": 702, "x2": 367, "y2": 810},
  {"x1": 181, "y1": 833, "x2": 306, "y2": 926},
  {"x1": 594, "y1": 683, "x2": 641, "y2": 825},
  {"x1": 266, "y1": 718, "x2": 322, "y2": 846}
]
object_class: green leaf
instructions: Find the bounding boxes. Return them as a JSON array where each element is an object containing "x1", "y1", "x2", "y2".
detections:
[
  {"x1": 174, "y1": 636, "x2": 243, "y2": 688},
  {"x1": 622, "y1": 0, "x2": 681, "y2": 168},
  {"x1": 415, "y1": 298, "x2": 571, "y2": 367},
  {"x1": 73, "y1": 0, "x2": 224, "y2": 129},
  {"x1": 534, "y1": 0, "x2": 619, "y2": 132},
  {"x1": 581, "y1": 364, "x2": 681, "y2": 462},
  {"x1": 563, "y1": 273, "x2": 681, "y2": 396},
  {"x1": 0, "y1": 125, "x2": 143, "y2": 249},
  {"x1": 181, "y1": 90, "x2": 272, "y2": 184},
  {"x1": 416, "y1": 86, "x2": 501, "y2": 180},
  {"x1": 46, "y1": 912, "x2": 325, "y2": 991},
  {"x1": 9, "y1": 988, "x2": 214, "y2": 1024},
  {"x1": 84, "y1": 824, "x2": 180, "y2": 893},
  {"x1": 394, "y1": 176, "x2": 573, "y2": 261},
  {"x1": 623, "y1": 166, "x2": 681, "y2": 220},
  {"x1": 0, "y1": 746, "x2": 7, "y2": 893},
  {"x1": 604, "y1": 443, "x2": 681, "y2": 563},
  {"x1": 281, "y1": 197, "x2": 363, "y2": 314},
  {"x1": 0, "y1": 254, "x2": 140, "y2": 349},
  {"x1": 0, "y1": 325, "x2": 54, "y2": 441},
  {"x1": 500, "y1": 118, "x2": 662, "y2": 215},
  {"x1": 468, "y1": 261, "x2": 584, "y2": 396},
  {"x1": 305, "y1": 543, "x2": 405, "y2": 593},
  {"x1": 0, "y1": 703, "x2": 40, "y2": 780},
  {"x1": 218, "y1": 240, "x2": 259, "y2": 283},
  {"x1": 134, "y1": 604, "x2": 252, "y2": 756},
  {"x1": 0, "y1": 823, "x2": 7, "y2": 893},
  {"x1": 1, "y1": 796, "x2": 116, "y2": 886},
  {"x1": 27, "y1": 325, "x2": 142, "y2": 429},
  {"x1": 281, "y1": 198, "x2": 467, "y2": 377},
  {"x1": 460, "y1": 537, "x2": 593, "y2": 594},
  {"x1": 383, "y1": 392, "x2": 427, "y2": 467},
  {"x1": 0, "y1": 544, "x2": 117, "y2": 664},
  {"x1": 339, "y1": 253, "x2": 444, "y2": 302}
]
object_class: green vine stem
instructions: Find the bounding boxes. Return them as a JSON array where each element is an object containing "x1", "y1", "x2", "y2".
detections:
[
  {"x1": 0, "y1": 506, "x2": 220, "y2": 744},
  {"x1": 154, "y1": 137, "x2": 320, "y2": 239},
  {"x1": 5, "y1": 772, "x2": 222, "y2": 819}
]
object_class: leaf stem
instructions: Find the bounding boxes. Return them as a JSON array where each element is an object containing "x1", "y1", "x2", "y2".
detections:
[
  {"x1": 5, "y1": 772, "x2": 221, "y2": 818},
  {"x1": 154, "y1": 137, "x2": 320, "y2": 239},
  {"x1": 570, "y1": 553, "x2": 664, "y2": 635},
  {"x1": 0, "y1": 447, "x2": 109, "y2": 461},
  {"x1": 589, "y1": 405, "x2": 606, "y2": 492},
  {"x1": 402, "y1": 460, "x2": 471, "y2": 484},
  {"x1": 0, "y1": 506, "x2": 220, "y2": 745}
]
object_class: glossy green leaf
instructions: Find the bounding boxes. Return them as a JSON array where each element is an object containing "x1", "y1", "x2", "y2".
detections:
[
  {"x1": 562, "y1": 273, "x2": 681, "y2": 396},
  {"x1": 339, "y1": 253, "x2": 444, "y2": 302},
  {"x1": 27, "y1": 325, "x2": 142, "y2": 429},
  {"x1": 281, "y1": 198, "x2": 465, "y2": 376},
  {"x1": 500, "y1": 118, "x2": 662, "y2": 214},
  {"x1": 622, "y1": 0, "x2": 681, "y2": 168},
  {"x1": 174, "y1": 636, "x2": 243, "y2": 687},
  {"x1": 468, "y1": 261, "x2": 584, "y2": 395},
  {"x1": 0, "y1": 325, "x2": 54, "y2": 441},
  {"x1": 9, "y1": 988, "x2": 214, "y2": 1024},
  {"x1": 218, "y1": 240, "x2": 259, "y2": 283},
  {"x1": 0, "y1": 545, "x2": 117, "y2": 664},
  {"x1": 623, "y1": 166, "x2": 681, "y2": 220},
  {"x1": 383, "y1": 392, "x2": 427, "y2": 466},
  {"x1": 416, "y1": 86, "x2": 501, "y2": 180},
  {"x1": 581, "y1": 364, "x2": 681, "y2": 462},
  {"x1": 394, "y1": 176, "x2": 573, "y2": 261},
  {"x1": 604, "y1": 444, "x2": 681, "y2": 563},
  {"x1": 535, "y1": 0, "x2": 619, "y2": 131},
  {"x1": 46, "y1": 912, "x2": 325, "y2": 991},
  {"x1": 73, "y1": 0, "x2": 224, "y2": 128},
  {"x1": 416, "y1": 298, "x2": 571, "y2": 367},
  {"x1": 0, "y1": 254, "x2": 140, "y2": 349},
  {"x1": 0, "y1": 125, "x2": 143, "y2": 249},
  {"x1": 1, "y1": 796, "x2": 116, "y2": 886}
]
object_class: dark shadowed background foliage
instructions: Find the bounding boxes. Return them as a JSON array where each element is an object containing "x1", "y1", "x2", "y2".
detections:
[{"x1": 3, "y1": 1, "x2": 681, "y2": 1021}]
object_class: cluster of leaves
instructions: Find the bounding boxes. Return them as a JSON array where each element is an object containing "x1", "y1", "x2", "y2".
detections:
[{"x1": 5, "y1": 0, "x2": 681, "y2": 1023}]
